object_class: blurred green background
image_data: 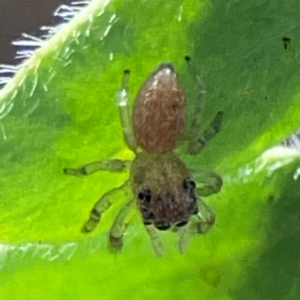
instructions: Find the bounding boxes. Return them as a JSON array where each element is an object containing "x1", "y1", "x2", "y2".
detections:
[{"x1": 1, "y1": 0, "x2": 300, "y2": 299}]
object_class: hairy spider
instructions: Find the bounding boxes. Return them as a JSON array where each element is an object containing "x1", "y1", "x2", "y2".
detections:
[{"x1": 64, "y1": 57, "x2": 223, "y2": 256}]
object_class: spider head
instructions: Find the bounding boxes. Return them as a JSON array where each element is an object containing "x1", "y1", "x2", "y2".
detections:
[{"x1": 131, "y1": 152, "x2": 198, "y2": 230}]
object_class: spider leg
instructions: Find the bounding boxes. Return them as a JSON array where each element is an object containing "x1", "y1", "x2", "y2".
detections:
[
  {"x1": 82, "y1": 181, "x2": 130, "y2": 233},
  {"x1": 187, "y1": 111, "x2": 224, "y2": 155},
  {"x1": 109, "y1": 200, "x2": 136, "y2": 252},
  {"x1": 181, "y1": 57, "x2": 224, "y2": 154},
  {"x1": 188, "y1": 169, "x2": 220, "y2": 235},
  {"x1": 191, "y1": 197, "x2": 216, "y2": 234},
  {"x1": 144, "y1": 224, "x2": 164, "y2": 257},
  {"x1": 177, "y1": 226, "x2": 189, "y2": 254},
  {"x1": 64, "y1": 159, "x2": 131, "y2": 176},
  {"x1": 192, "y1": 169, "x2": 223, "y2": 197},
  {"x1": 184, "y1": 56, "x2": 207, "y2": 133},
  {"x1": 115, "y1": 69, "x2": 137, "y2": 153}
]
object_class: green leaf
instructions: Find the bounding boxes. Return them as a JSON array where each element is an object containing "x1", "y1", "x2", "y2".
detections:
[{"x1": 1, "y1": 0, "x2": 300, "y2": 299}]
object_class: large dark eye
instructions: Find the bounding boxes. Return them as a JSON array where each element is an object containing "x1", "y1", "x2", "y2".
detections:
[
  {"x1": 156, "y1": 224, "x2": 171, "y2": 231},
  {"x1": 176, "y1": 220, "x2": 188, "y2": 227},
  {"x1": 142, "y1": 212, "x2": 155, "y2": 226},
  {"x1": 138, "y1": 188, "x2": 152, "y2": 202},
  {"x1": 183, "y1": 178, "x2": 196, "y2": 191}
]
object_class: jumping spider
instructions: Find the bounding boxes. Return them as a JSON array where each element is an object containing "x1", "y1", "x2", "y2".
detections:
[{"x1": 64, "y1": 57, "x2": 223, "y2": 256}]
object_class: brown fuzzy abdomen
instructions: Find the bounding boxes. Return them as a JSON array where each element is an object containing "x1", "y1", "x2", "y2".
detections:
[{"x1": 132, "y1": 88, "x2": 185, "y2": 153}]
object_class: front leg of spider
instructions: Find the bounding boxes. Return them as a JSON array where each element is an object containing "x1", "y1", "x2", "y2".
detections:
[
  {"x1": 108, "y1": 200, "x2": 136, "y2": 252},
  {"x1": 64, "y1": 159, "x2": 130, "y2": 176},
  {"x1": 81, "y1": 181, "x2": 130, "y2": 234}
]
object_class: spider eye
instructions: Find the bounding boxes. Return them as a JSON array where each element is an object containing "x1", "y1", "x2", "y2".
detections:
[
  {"x1": 155, "y1": 223, "x2": 171, "y2": 231},
  {"x1": 138, "y1": 188, "x2": 152, "y2": 202},
  {"x1": 183, "y1": 178, "x2": 196, "y2": 190},
  {"x1": 142, "y1": 212, "x2": 155, "y2": 226},
  {"x1": 176, "y1": 220, "x2": 189, "y2": 227}
]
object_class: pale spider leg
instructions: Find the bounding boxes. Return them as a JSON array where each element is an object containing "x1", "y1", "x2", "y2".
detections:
[
  {"x1": 64, "y1": 159, "x2": 131, "y2": 176},
  {"x1": 115, "y1": 69, "x2": 137, "y2": 153},
  {"x1": 188, "y1": 111, "x2": 224, "y2": 155},
  {"x1": 192, "y1": 169, "x2": 223, "y2": 197},
  {"x1": 190, "y1": 197, "x2": 216, "y2": 234},
  {"x1": 109, "y1": 200, "x2": 136, "y2": 252},
  {"x1": 144, "y1": 224, "x2": 164, "y2": 257},
  {"x1": 185, "y1": 55, "x2": 207, "y2": 132},
  {"x1": 177, "y1": 226, "x2": 189, "y2": 254},
  {"x1": 82, "y1": 180, "x2": 130, "y2": 233},
  {"x1": 183, "y1": 56, "x2": 224, "y2": 154}
]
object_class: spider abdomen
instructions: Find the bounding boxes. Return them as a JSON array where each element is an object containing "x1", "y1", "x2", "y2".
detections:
[{"x1": 132, "y1": 63, "x2": 186, "y2": 153}]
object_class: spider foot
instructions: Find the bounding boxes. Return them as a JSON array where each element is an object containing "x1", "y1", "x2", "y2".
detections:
[
  {"x1": 195, "y1": 212, "x2": 215, "y2": 234},
  {"x1": 187, "y1": 111, "x2": 224, "y2": 155},
  {"x1": 109, "y1": 235, "x2": 123, "y2": 252},
  {"x1": 81, "y1": 208, "x2": 101, "y2": 233},
  {"x1": 64, "y1": 167, "x2": 87, "y2": 176},
  {"x1": 189, "y1": 198, "x2": 216, "y2": 234},
  {"x1": 196, "y1": 173, "x2": 223, "y2": 196}
]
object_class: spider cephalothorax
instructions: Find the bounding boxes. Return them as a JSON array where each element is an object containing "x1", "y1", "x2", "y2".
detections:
[
  {"x1": 131, "y1": 152, "x2": 198, "y2": 231},
  {"x1": 64, "y1": 58, "x2": 223, "y2": 256}
]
